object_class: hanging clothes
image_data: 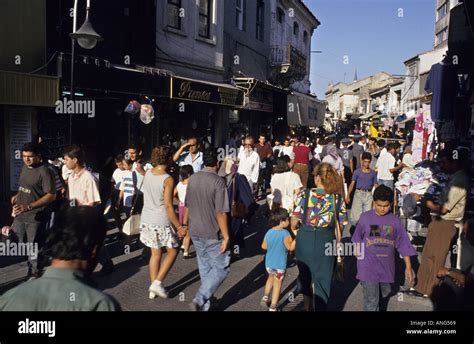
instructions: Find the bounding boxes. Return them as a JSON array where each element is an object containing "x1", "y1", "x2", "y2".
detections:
[{"x1": 424, "y1": 63, "x2": 459, "y2": 122}]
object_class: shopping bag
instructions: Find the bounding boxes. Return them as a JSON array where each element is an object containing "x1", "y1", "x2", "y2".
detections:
[{"x1": 122, "y1": 214, "x2": 141, "y2": 236}]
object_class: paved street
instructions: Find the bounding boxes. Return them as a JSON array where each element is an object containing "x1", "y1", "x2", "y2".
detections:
[{"x1": 0, "y1": 204, "x2": 433, "y2": 312}]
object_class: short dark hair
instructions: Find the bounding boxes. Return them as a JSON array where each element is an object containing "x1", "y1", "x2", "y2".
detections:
[
  {"x1": 268, "y1": 208, "x2": 289, "y2": 228},
  {"x1": 259, "y1": 134, "x2": 266, "y2": 139},
  {"x1": 128, "y1": 142, "x2": 142, "y2": 152},
  {"x1": 114, "y1": 154, "x2": 125, "y2": 162},
  {"x1": 179, "y1": 165, "x2": 194, "y2": 180},
  {"x1": 42, "y1": 207, "x2": 106, "y2": 261},
  {"x1": 274, "y1": 158, "x2": 291, "y2": 174},
  {"x1": 361, "y1": 152, "x2": 372, "y2": 161},
  {"x1": 122, "y1": 159, "x2": 133, "y2": 167},
  {"x1": 22, "y1": 142, "x2": 42, "y2": 156},
  {"x1": 387, "y1": 143, "x2": 399, "y2": 151},
  {"x1": 203, "y1": 148, "x2": 219, "y2": 167},
  {"x1": 63, "y1": 145, "x2": 85, "y2": 166},
  {"x1": 373, "y1": 185, "x2": 394, "y2": 202},
  {"x1": 377, "y1": 139, "x2": 386, "y2": 148}
]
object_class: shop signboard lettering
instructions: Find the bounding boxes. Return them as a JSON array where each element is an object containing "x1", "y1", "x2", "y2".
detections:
[{"x1": 172, "y1": 77, "x2": 243, "y2": 106}]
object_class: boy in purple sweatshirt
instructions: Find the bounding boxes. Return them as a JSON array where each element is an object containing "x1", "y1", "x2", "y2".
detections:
[{"x1": 352, "y1": 185, "x2": 416, "y2": 311}]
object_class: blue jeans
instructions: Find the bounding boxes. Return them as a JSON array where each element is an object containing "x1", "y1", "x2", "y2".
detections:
[
  {"x1": 361, "y1": 281, "x2": 392, "y2": 311},
  {"x1": 377, "y1": 179, "x2": 394, "y2": 190},
  {"x1": 192, "y1": 236, "x2": 231, "y2": 311}
]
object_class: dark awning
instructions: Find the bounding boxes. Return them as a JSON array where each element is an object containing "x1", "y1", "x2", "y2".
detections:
[
  {"x1": 287, "y1": 92, "x2": 325, "y2": 127},
  {"x1": 0, "y1": 70, "x2": 59, "y2": 107}
]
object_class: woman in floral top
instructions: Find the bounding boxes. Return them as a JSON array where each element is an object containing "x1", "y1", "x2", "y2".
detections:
[{"x1": 290, "y1": 163, "x2": 348, "y2": 311}]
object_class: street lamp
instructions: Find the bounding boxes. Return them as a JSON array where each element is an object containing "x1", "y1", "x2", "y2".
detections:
[{"x1": 68, "y1": 0, "x2": 103, "y2": 143}]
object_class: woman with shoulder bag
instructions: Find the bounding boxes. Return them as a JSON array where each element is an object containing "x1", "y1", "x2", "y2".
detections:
[{"x1": 290, "y1": 163, "x2": 348, "y2": 311}]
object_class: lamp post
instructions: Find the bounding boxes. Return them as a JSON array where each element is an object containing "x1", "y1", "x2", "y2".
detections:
[{"x1": 68, "y1": 0, "x2": 103, "y2": 144}]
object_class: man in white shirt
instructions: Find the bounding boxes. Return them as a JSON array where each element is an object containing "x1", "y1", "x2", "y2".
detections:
[
  {"x1": 63, "y1": 145, "x2": 114, "y2": 275},
  {"x1": 375, "y1": 143, "x2": 404, "y2": 190},
  {"x1": 237, "y1": 136, "x2": 260, "y2": 192},
  {"x1": 172, "y1": 136, "x2": 204, "y2": 173},
  {"x1": 281, "y1": 138, "x2": 295, "y2": 161}
]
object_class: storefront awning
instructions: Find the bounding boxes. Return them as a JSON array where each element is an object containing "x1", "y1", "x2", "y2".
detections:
[
  {"x1": 171, "y1": 76, "x2": 244, "y2": 107},
  {"x1": 359, "y1": 113, "x2": 374, "y2": 120},
  {"x1": 0, "y1": 70, "x2": 60, "y2": 107},
  {"x1": 287, "y1": 92, "x2": 325, "y2": 127}
]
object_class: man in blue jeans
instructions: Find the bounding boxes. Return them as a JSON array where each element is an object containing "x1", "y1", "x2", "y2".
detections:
[{"x1": 184, "y1": 148, "x2": 231, "y2": 311}]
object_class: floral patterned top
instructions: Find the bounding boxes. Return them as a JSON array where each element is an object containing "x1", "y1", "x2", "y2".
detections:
[{"x1": 290, "y1": 188, "x2": 348, "y2": 228}]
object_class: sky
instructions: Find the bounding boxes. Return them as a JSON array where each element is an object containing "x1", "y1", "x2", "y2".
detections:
[{"x1": 306, "y1": 0, "x2": 436, "y2": 99}]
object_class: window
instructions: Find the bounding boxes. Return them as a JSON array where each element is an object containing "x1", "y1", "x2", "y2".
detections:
[
  {"x1": 277, "y1": 7, "x2": 284, "y2": 23},
  {"x1": 303, "y1": 30, "x2": 308, "y2": 44},
  {"x1": 199, "y1": 0, "x2": 212, "y2": 38},
  {"x1": 293, "y1": 22, "x2": 299, "y2": 36},
  {"x1": 167, "y1": 0, "x2": 182, "y2": 30},
  {"x1": 256, "y1": 0, "x2": 264, "y2": 41},
  {"x1": 436, "y1": 28, "x2": 447, "y2": 44},
  {"x1": 437, "y1": 3, "x2": 447, "y2": 21},
  {"x1": 236, "y1": 0, "x2": 245, "y2": 30}
]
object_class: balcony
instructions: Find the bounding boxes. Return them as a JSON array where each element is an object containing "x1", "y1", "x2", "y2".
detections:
[{"x1": 269, "y1": 45, "x2": 307, "y2": 87}]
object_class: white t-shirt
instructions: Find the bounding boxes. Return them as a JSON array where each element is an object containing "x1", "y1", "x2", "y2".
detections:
[
  {"x1": 281, "y1": 146, "x2": 295, "y2": 160},
  {"x1": 322, "y1": 155, "x2": 344, "y2": 176},
  {"x1": 132, "y1": 161, "x2": 153, "y2": 190},
  {"x1": 237, "y1": 150, "x2": 260, "y2": 184},
  {"x1": 176, "y1": 181, "x2": 187, "y2": 204},
  {"x1": 376, "y1": 153, "x2": 396, "y2": 180},
  {"x1": 111, "y1": 168, "x2": 128, "y2": 190},
  {"x1": 270, "y1": 171, "x2": 303, "y2": 210},
  {"x1": 402, "y1": 153, "x2": 415, "y2": 169}
]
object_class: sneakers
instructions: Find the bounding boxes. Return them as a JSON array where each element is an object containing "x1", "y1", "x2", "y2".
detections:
[
  {"x1": 260, "y1": 295, "x2": 270, "y2": 308},
  {"x1": 268, "y1": 306, "x2": 278, "y2": 312},
  {"x1": 149, "y1": 281, "x2": 169, "y2": 299}
]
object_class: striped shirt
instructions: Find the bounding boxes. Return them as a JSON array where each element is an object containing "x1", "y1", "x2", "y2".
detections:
[{"x1": 120, "y1": 170, "x2": 135, "y2": 207}]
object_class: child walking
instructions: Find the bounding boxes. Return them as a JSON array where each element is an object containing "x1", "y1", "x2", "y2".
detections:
[
  {"x1": 261, "y1": 208, "x2": 295, "y2": 311},
  {"x1": 352, "y1": 185, "x2": 416, "y2": 311},
  {"x1": 173, "y1": 165, "x2": 194, "y2": 258},
  {"x1": 116, "y1": 159, "x2": 135, "y2": 218}
]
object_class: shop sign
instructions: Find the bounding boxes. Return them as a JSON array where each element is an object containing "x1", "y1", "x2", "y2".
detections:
[{"x1": 171, "y1": 77, "x2": 243, "y2": 106}]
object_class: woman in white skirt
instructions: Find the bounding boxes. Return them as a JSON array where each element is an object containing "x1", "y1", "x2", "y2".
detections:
[{"x1": 140, "y1": 146, "x2": 187, "y2": 299}]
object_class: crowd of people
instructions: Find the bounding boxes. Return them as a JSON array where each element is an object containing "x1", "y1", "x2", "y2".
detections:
[{"x1": 1, "y1": 126, "x2": 472, "y2": 312}]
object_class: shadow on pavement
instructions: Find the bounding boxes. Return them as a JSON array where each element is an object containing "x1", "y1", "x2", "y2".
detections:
[
  {"x1": 167, "y1": 269, "x2": 201, "y2": 298},
  {"x1": 216, "y1": 260, "x2": 267, "y2": 311}
]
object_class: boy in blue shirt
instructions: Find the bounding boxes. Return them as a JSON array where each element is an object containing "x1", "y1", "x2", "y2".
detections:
[{"x1": 261, "y1": 208, "x2": 295, "y2": 311}]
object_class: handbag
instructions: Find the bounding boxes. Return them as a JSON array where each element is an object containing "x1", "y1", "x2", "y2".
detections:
[
  {"x1": 122, "y1": 177, "x2": 145, "y2": 236},
  {"x1": 332, "y1": 194, "x2": 345, "y2": 283},
  {"x1": 231, "y1": 176, "x2": 248, "y2": 219}
]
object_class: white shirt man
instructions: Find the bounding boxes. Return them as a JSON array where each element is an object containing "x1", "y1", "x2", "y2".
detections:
[
  {"x1": 237, "y1": 140, "x2": 260, "y2": 190},
  {"x1": 68, "y1": 168, "x2": 101, "y2": 206}
]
